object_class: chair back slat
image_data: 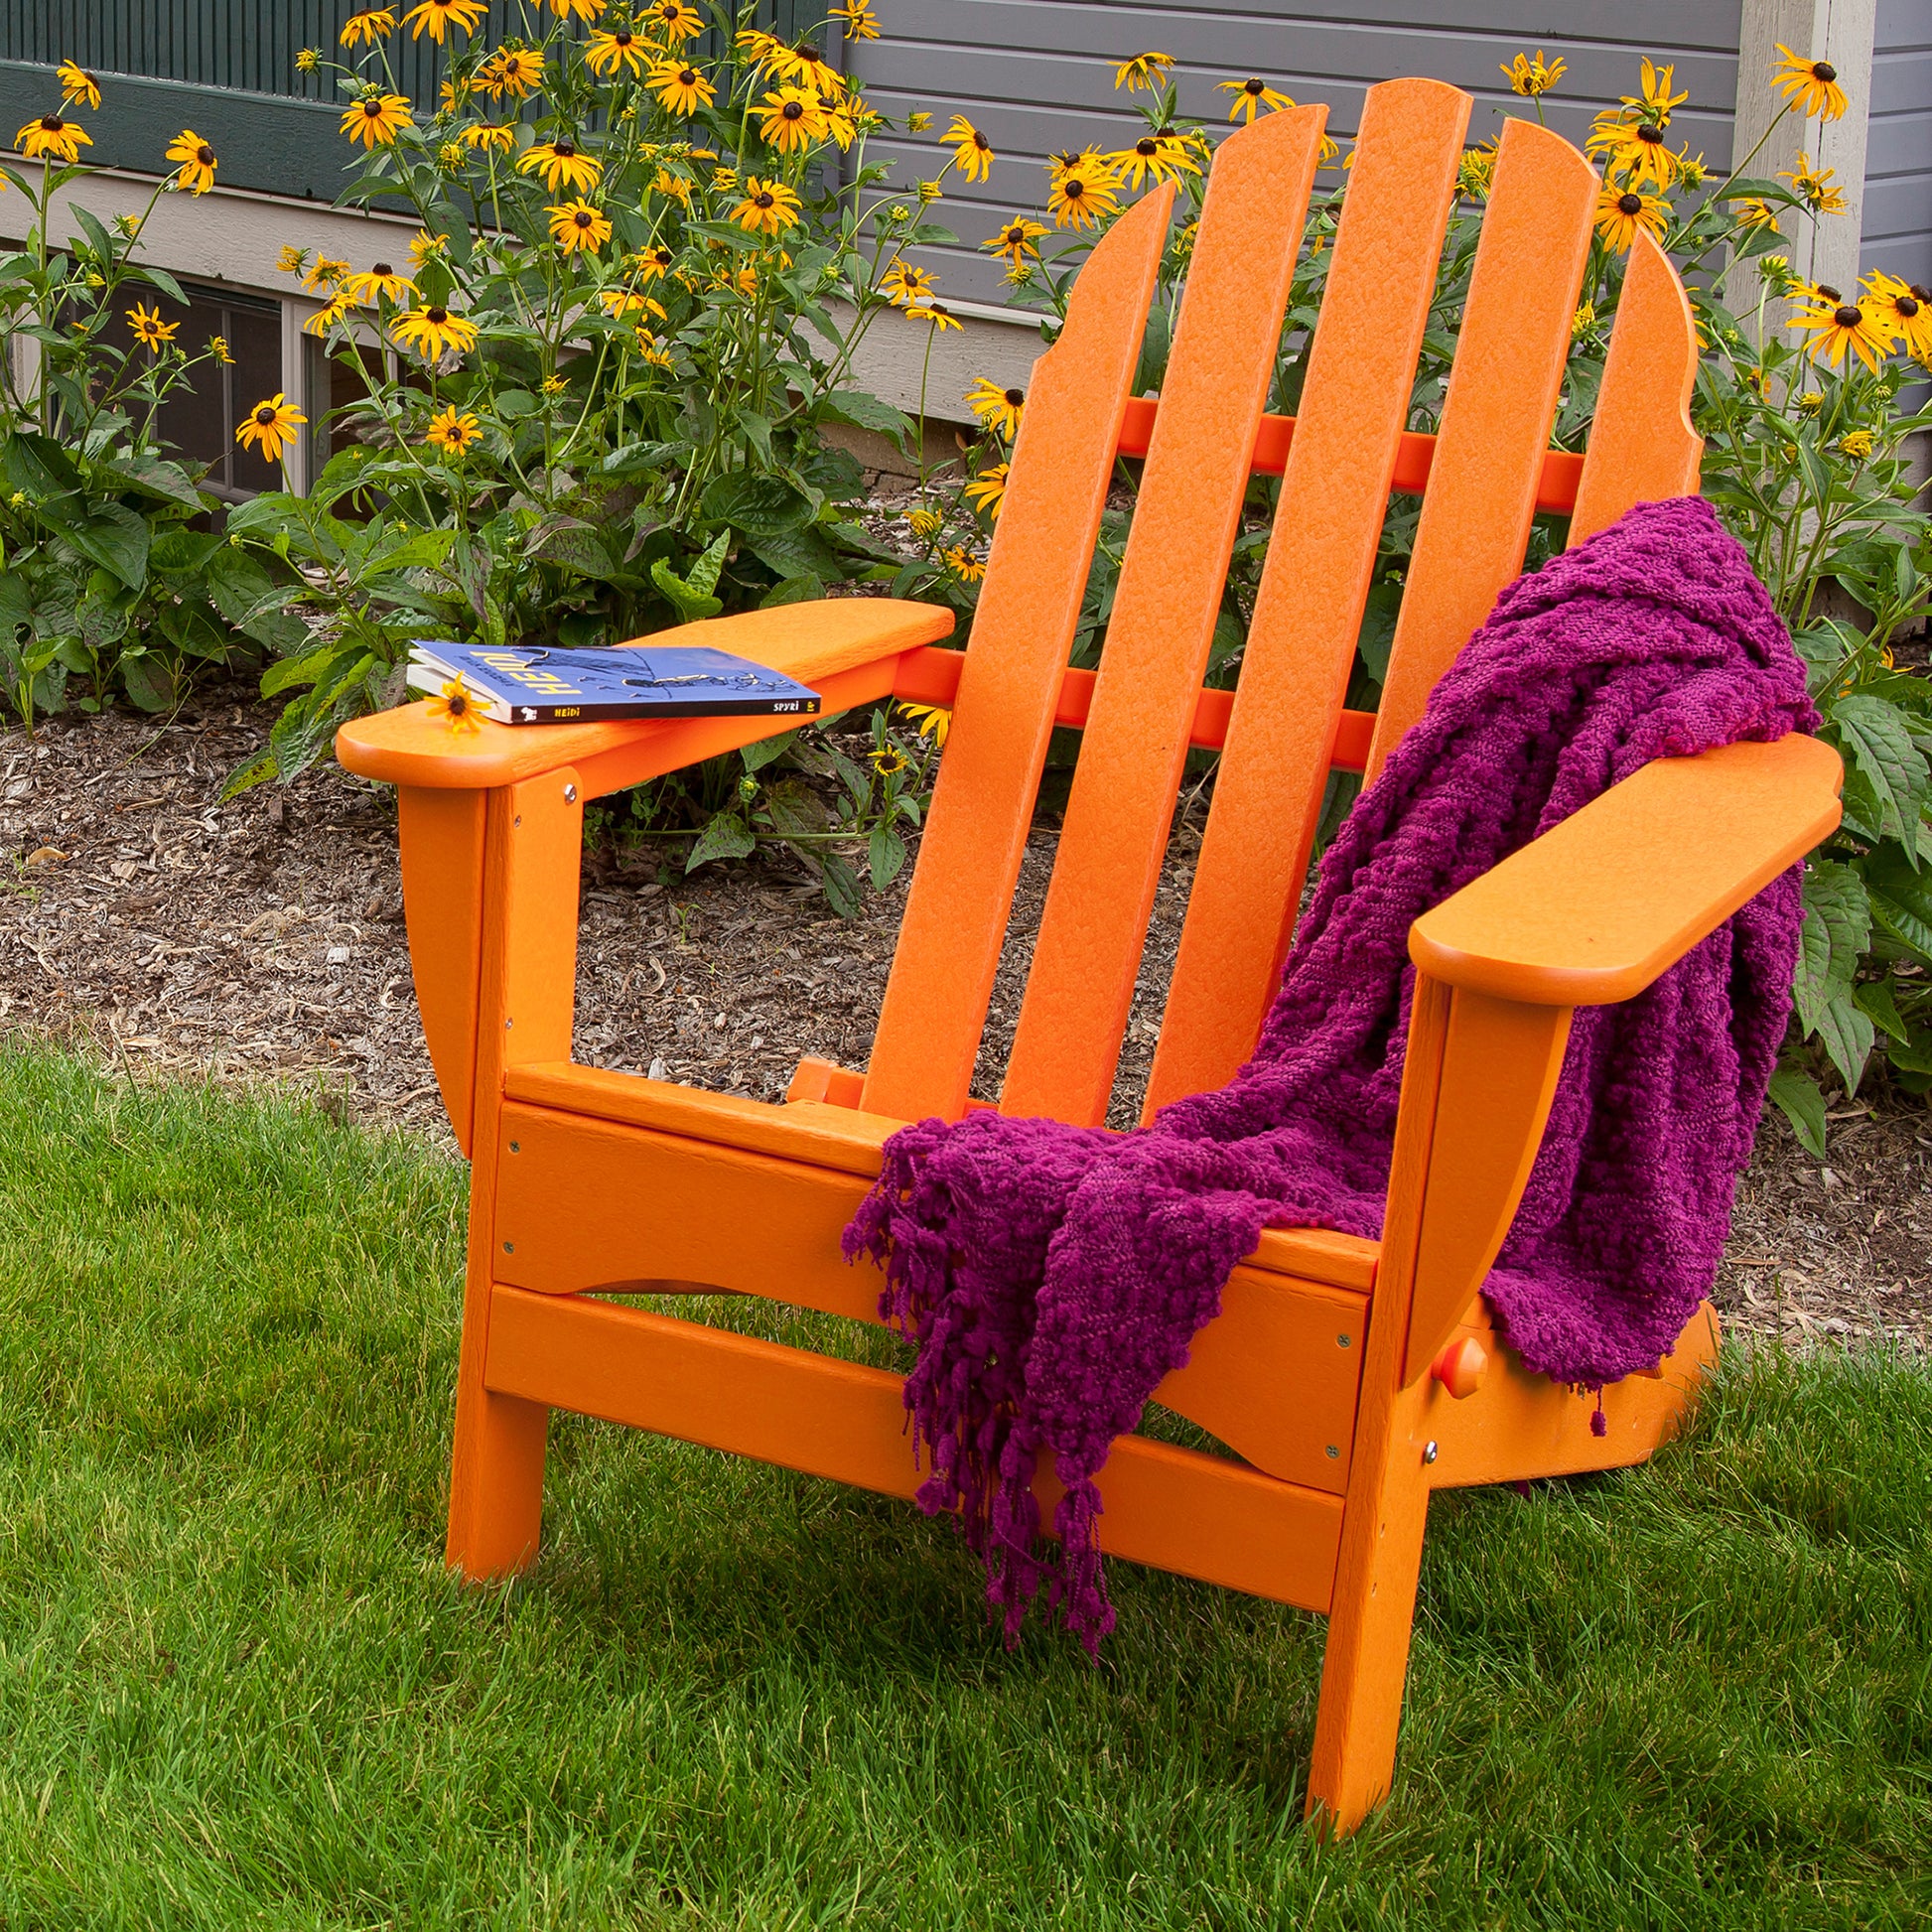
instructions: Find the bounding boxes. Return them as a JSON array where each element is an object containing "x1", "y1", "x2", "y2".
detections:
[
  {"x1": 1144, "y1": 77, "x2": 1471, "y2": 1117},
  {"x1": 1364, "y1": 118, "x2": 1597, "y2": 782},
  {"x1": 1000, "y1": 108, "x2": 1328, "y2": 1126},
  {"x1": 1568, "y1": 232, "x2": 1703, "y2": 542},
  {"x1": 861, "y1": 187, "x2": 1174, "y2": 1125}
]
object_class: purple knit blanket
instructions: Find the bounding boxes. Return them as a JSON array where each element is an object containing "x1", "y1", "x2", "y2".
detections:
[{"x1": 845, "y1": 497, "x2": 1816, "y2": 1652}]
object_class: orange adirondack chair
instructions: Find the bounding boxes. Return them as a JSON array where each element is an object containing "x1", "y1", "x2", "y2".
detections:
[{"x1": 337, "y1": 81, "x2": 1843, "y2": 1833}]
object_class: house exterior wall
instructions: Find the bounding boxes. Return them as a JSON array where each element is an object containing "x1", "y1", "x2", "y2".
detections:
[{"x1": 1862, "y1": 0, "x2": 1932, "y2": 287}]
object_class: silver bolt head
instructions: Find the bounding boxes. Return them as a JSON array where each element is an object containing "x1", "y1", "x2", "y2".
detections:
[
  {"x1": 1423, "y1": 1441, "x2": 1439, "y2": 1464},
  {"x1": 564, "y1": 783, "x2": 578, "y2": 802}
]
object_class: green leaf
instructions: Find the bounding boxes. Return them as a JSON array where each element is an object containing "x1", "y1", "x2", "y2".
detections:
[
  {"x1": 1794, "y1": 860, "x2": 1870, "y2": 1032},
  {"x1": 817, "y1": 390, "x2": 914, "y2": 451},
  {"x1": 869, "y1": 823, "x2": 906, "y2": 892},
  {"x1": 218, "y1": 748, "x2": 279, "y2": 800},
  {"x1": 1854, "y1": 975, "x2": 1909, "y2": 1044},
  {"x1": 135, "y1": 264, "x2": 188, "y2": 306},
  {"x1": 759, "y1": 572, "x2": 824, "y2": 609},
  {"x1": 740, "y1": 731, "x2": 798, "y2": 775},
  {"x1": 62, "y1": 503, "x2": 150, "y2": 593},
  {"x1": 687, "y1": 527, "x2": 730, "y2": 599},
  {"x1": 685, "y1": 809, "x2": 756, "y2": 871},
  {"x1": 759, "y1": 774, "x2": 829, "y2": 837},
  {"x1": 700, "y1": 473, "x2": 811, "y2": 537},
  {"x1": 1862, "y1": 847, "x2": 1932, "y2": 966},
  {"x1": 1830, "y1": 694, "x2": 1929, "y2": 859},
  {"x1": 749, "y1": 525, "x2": 841, "y2": 585},
  {"x1": 1356, "y1": 582, "x2": 1403, "y2": 685},
  {"x1": 1815, "y1": 991, "x2": 1875, "y2": 1095},
  {"x1": 97, "y1": 451, "x2": 208, "y2": 511},
  {"x1": 117, "y1": 649, "x2": 177, "y2": 713},
  {"x1": 1767, "y1": 1065, "x2": 1828, "y2": 1156},
  {"x1": 819, "y1": 850, "x2": 864, "y2": 918},
  {"x1": 650, "y1": 550, "x2": 725, "y2": 623}
]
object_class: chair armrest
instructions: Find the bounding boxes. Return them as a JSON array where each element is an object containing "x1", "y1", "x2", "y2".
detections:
[
  {"x1": 1409, "y1": 734, "x2": 1843, "y2": 1007},
  {"x1": 334, "y1": 599, "x2": 954, "y2": 797}
]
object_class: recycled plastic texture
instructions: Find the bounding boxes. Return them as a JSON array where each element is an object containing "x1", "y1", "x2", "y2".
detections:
[{"x1": 845, "y1": 497, "x2": 1816, "y2": 1653}]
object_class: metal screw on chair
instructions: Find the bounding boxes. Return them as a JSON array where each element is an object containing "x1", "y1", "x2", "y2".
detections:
[
  {"x1": 1337, "y1": 1333, "x2": 1351, "y2": 1348},
  {"x1": 564, "y1": 783, "x2": 578, "y2": 802},
  {"x1": 508, "y1": 1141, "x2": 520, "y2": 1153},
  {"x1": 1423, "y1": 1441, "x2": 1439, "y2": 1464},
  {"x1": 1326, "y1": 1444, "x2": 1340, "y2": 1458},
  {"x1": 503, "y1": 1240, "x2": 514, "y2": 1253}
]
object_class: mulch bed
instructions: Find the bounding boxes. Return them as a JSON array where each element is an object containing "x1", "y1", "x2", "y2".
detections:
[{"x1": 5, "y1": 687, "x2": 1928, "y2": 1355}]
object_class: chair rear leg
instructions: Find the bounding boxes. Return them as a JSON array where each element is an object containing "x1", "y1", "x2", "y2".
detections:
[
  {"x1": 445, "y1": 1279, "x2": 549, "y2": 1580},
  {"x1": 1306, "y1": 1380, "x2": 1433, "y2": 1835}
]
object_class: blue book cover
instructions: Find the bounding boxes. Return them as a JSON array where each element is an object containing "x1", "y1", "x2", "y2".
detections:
[{"x1": 405, "y1": 640, "x2": 821, "y2": 725}]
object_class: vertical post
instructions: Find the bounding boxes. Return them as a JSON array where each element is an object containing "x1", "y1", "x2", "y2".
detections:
[{"x1": 445, "y1": 770, "x2": 583, "y2": 1581}]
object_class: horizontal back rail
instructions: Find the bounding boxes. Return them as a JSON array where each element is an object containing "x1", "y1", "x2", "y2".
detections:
[{"x1": 1113, "y1": 396, "x2": 1587, "y2": 516}]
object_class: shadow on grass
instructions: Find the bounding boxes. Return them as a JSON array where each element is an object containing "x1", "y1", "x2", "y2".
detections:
[{"x1": 0, "y1": 1040, "x2": 1927, "y2": 1929}]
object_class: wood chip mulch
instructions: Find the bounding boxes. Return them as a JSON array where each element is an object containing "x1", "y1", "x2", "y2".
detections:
[{"x1": 5, "y1": 688, "x2": 1927, "y2": 1356}]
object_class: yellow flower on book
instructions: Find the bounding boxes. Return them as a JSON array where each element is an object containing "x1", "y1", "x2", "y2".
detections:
[{"x1": 425, "y1": 675, "x2": 484, "y2": 735}]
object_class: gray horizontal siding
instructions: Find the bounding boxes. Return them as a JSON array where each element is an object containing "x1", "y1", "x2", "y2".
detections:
[
  {"x1": 850, "y1": 0, "x2": 1742, "y2": 304},
  {"x1": 1862, "y1": 0, "x2": 1932, "y2": 290}
]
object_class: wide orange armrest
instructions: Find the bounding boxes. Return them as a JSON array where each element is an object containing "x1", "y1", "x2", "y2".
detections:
[
  {"x1": 1410, "y1": 734, "x2": 1843, "y2": 1006},
  {"x1": 334, "y1": 599, "x2": 954, "y2": 796}
]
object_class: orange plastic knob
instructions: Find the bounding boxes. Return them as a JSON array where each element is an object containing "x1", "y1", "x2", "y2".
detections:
[{"x1": 1431, "y1": 1335, "x2": 1487, "y2": 1399}]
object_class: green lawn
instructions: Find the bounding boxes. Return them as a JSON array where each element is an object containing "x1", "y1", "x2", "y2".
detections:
[{"x1": 0, "y1": 1040, "x2": 1926, "y2": 1929}]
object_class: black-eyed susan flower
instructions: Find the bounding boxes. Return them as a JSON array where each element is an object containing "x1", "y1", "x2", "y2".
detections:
[
  {"x1": 633, "y1": 327, "x2": 674, "y2": 367},
  {"x1": 547, "y1": 199, "x2": 613, "y2": 253},
  {"x1": 425, "y1": 674, "x2": 483, "y2": 735},
  {"x1": 1863, "y1": 271, "x2": 1932, "y2": 358},
  {"x1": 634, "y1": 244, "x2": 677, "y2": 281},
  {"x1": 983, "y1": 216, "x2": 1046, "y2": 266},
  {"x1": 342, "y1": 90, "x2": 413, "y2": 148},
  {"x1": 343, "y1": 261, "x2": 415, "y2": 305},
  {"x1": 1838, "y1": 428, "x2": 1874, "y2": 461},
  {"x1": 1571, "y1": 303, "x2": 1595, "y2": 341},
  {"x1": 897, "y1": 701, "x2": 949, "y2": 746},
  {"x1": 402, "y1": 0, "x2": 485, "y2": 44},
  {"x1": 821, "y1": 94, "x2": 859, "y2": 151},
  {"x1": 1114, "y1": 51, "x2": 1173, "y2": 94},
  {"x1": 651, "y1": 62, "x2": 717, "y2": 116},
  {"x1": 16, "y1": 114, "x2": 89, "y2": 162},
  {"x1": 1735, "y1": 196, "x2": 1780, "y2": 231},
  {"x1": 766, "y1": 41, "x2": 844, "y2": 95},
  {"x1": 906, "y1": 110, "x2": 932, "y2": 133},
  {"x1": 126, "y1": 302, "x2": 180, "y2": 350},
  {"x1": 1218, "y1": 76, "x2": 1292, "y2": 122},
  {"x1": 408, "y1": 229, "x2": 448, "y2": 266},
  {"x1": 303, "y1": 293, "x2": 354, "y2": 336},
  {"x1": 463, "y1": 121, "x2": 516, "y2": 154},
  {"x1": 759, "y1": 86, "x2": 826, "y2": 152},
  {"x1": 880, "y1": 257, "x2": 935, "y2": 305},
  {"x1": 906, "y1": 506, "x2": 943, "y2": 543},
  {"x1": 540, "y1": 373, "x2": 569, "y2": 397},
  {"x1": 587, "y1": 27, "x2": 650, "y2": 78},
  {"x1": 235, "y1": 393, "x2": 307, "y2": 463},
  {"x1": 1457, "y1": 145, "x2": 1495, "y2": 200},
  {"x1": 424, "y1": 404, "x2": 483, "y2": 454},
  {"x1": 303, "y1": 254, "x2": 352, "y2": 291},
  {"x1": 964, "y1": 377, "x2": 1025, "y2": 439},
  {"x1": 1593, "y1": 184, "x2": 1669, "y2": 252},
  {"x1": 164, "y1": 128, "x2": 217, "y2": 194},
  {"x1": 519, "y1": 139, "x2": 601, "y2": 194},
  {"x1": 735, "y1": 25, "x2": 783, "y2": 70},
  {"x1": 548, "y1": 0, "x2": 606, "y2": 20},
  {"x1": 733, "y1": 176, "x2": 800, "y2": 236},
  {"x1": 647, "y1": 0, "x2": 706, "y2": 42},
  {"x1": 652, "y1": 166, "x2": 693, "y2": 206},
  {"x1": 1793, "y1": 388, "x2": 1823, "y2": 417},
  {"x1": 832, "y1": 0, "x2": 879, "y2": 39},
  {"x1": 1110, "y1": 132, "x2": 1198, "y2": 190},
  {"x1": 57, "y1": 60, "x2": 100, "y2": 111},
  {"x1": 1618, "y1": 58, "x2": 1687, "y2": 126},
  {"x1": 868, "y1": 743, "x2": 910, "y2": 776},
  {"x1": 391, "y1": 303, "x2": 479, "y2": 359},
  {"x1": 208, "y1": 335, "x2": 233, "y2": 363},
  {"x1": 1046, "y1": 153, "x2": 1120, "y2": 229},
  {"x1": 1587, "y1": 113, "x2": 1677, "y2": 190},
  {"x1": 483, "y1": 46, "x2": 545, "y2": 99},
  {"x1": 1790, "y1": 287, "x2": 1894, "y2": 370},
  {"x1": 341, "y1": 8, "x2": 396, "y2": 46},
  {"x1": 942, "y1": 543, "x2": 985, "y2": 580},
  {"x1": 600, "y1": 287, "x2": 666, "y2": 322},
  {"x1": 1773, "y1": 45, "x2": 1848, "y2": 122},
  {"x1": 945, "y1": 115, "x2": 995, "y2": 183},
  {"x1": 964, "y1": 463, "x2": 1008, "y2": 518},
  {"x1": 1501, "y1": 50, "x2": 1565, "y2": 98},
  {"x1": 907, "y1": 301, "x2": 961, "y2": 331},
  {"x1": 1778, "y1": 152, "x2": 1848, "y2": 213}
]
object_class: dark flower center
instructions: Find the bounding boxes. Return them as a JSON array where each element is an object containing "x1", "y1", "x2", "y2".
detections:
[
  {"x1": 196, "y1": 144, "x2": 214, "y2": 165},
  {"x1": 448, "y1": 692, "x2": 469, "y2": 714},
  {"x1": 372, "y1": 261, "x2": 393, "y2": 276},
  {"x1": 573, "y1": 210, "x2": 593, "y2": 227},
  {"x1": 40, "y1": 115, "x2": 63, "y2": 132},
  {"x1": 615, "y1": 31, "x2": 632, "y2": 46},
  {"x1": 554, "y1": 141, "x2": 577, "y2": 157},
  {"x1": 782, "y1": 100, "x2": 803, "y2": 118},
  {"x1": 1897, "y1": 295, "x2": 1920, "y2": 318},
  {"x1": 363, "y1": 101, "x2": 383, "y2": 117},
  {"x1": 678, "y1": 68, "x2": 696, "y2": 83},
  {"x1": 1616, "y1": 193, "x2": 1643, "y2": 214},
  {"x1": 1136, "y1": 138, "x2": 1158, "y2": 156},
  {"x1": 1813, "y1": 62, "x2": 1837, "y2": 81},
  {"x1": 1636, "y1": 123, "x2": 1663, "y2": 144},
  {"x1": 755, "y1": 191, "x2": 774, "y2": 207},
  {"x1": 1834, "y1": 305, "x2": 1863, "y2": 328},
  {"x1": 427, "y1": 306, "x2": 449, "y2": 322},
  {"x1": 1004, "y1": 388, "x2": 1024, "y2": 407},
  {"x1": 254, "y1": 405, "x2": 277, "y2": 425},
  {"x1": 1817, "y1": 283, "x2": 1843, "y2": 300},
  {"x1": 652, "y1": 248, "x2": 673, "y2": 264},
  {"x1": 1244, "y1": 78, "x2": 1265, "y2": 94},
  {"x1": 1065, "y1": 180, "x2": 1085, "y2": 198}
]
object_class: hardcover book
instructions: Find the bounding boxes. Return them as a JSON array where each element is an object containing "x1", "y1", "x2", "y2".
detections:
[{"x1": 405, "y1": 640, "x2": 821, "y2": 725}]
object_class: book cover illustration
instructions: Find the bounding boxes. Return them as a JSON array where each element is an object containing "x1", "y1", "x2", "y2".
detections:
[{"x1": 406, "y1": 640, "x2": 821, "y2": 724}]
